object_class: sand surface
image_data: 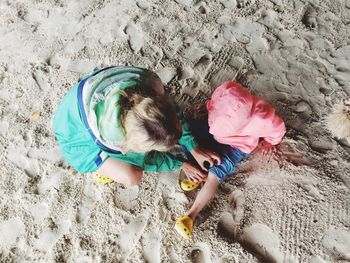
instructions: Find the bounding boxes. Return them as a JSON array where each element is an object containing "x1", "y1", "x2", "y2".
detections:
[{"x1": 0, "y1": 0, "x2": 350, "y2": 262}]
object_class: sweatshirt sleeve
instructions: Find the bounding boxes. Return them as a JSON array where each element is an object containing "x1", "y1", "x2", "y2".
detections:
[
  {"x1": 143, "y1": 151, "x2": 183, "y2": 172},
  {"x1": 174, "y1": 103, "x2": 198, "y2": 152},
  {"x1": 253, "y1": 98, "x2": 286, "y2": 145}
]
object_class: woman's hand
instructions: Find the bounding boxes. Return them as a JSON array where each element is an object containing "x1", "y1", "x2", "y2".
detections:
[
  {"x1": 190, "y1": 147, "x2": 221, "y2": 171},
  {"x1": 181, "y1": 161, "x2": 207, "y2": 182}
]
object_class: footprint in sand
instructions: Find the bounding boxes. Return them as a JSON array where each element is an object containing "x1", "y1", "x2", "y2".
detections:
[
  {"x1": 175, "y1": 0, "x2": 194, "y2": 6},
  {"x1": 228, "y1": 190, "x2": 244, "y2": 223},
  {"x1": 136, "y1": 0, "x2": 150, "y2": 10},
  {"x1": 119, "y1": 215, "x2": 148, "y2": 262},
  {"x1": 218, "y1": 191, "x2": 290, "y2": 263},
  {"x1": 34, "y1": 219, "x2": 72, "y2": 252},
  {"x1": 322, "y1": 228, "x2": 350, "y2": 261},
  {"x1": 228, "y1": 56, "x2": 245, "y2": 71},
  {"x1": 210, "y1": 65, "x2": 237, "y2": 87},
  {"x1": 30, "y1": 202, "x2": 49, "y2": 224},
  {"x1": 116, "y1": 185, "x2": 139, "y2": 210},
  {"x1": 191, "y1": 242, "x2": 212, "y2": 263},
  {"x1": 194, "y1": 54, "x2": 212, "y2": 78},
  {"x1": 76, "y1": 183, "x2": 101, "y2": 224},
  {"x1": 142, "y1": 229, "x2": 161, "y2": 263},
  {"x1": 32, "y1": 68, "x2": 50, "y2": 91},
  {"x1": 218, "y1": 254, "x2": 239, "y2": 263},
  {"x1": 7, "y1": 144, "x2": 40, "y2": 177},
  {"x1": 241, "y1": 223, "x2": 284, "y2": 263},
  {"x1": 179, "y1": 66, "x2": 194, "y2": 80},
  {"x1": 310, "y1": 256, "x2": 327, "y2": 263},
  {"x1": 125, "y1": 23, "x2": 144, "y2": 53},
  {"x1": 302, "y1": 5, "x2": 317, "y2": 29},
  {"x1": 236, "y1": 0, "x2": 251, "y2": 9},
  {"x1": 34, "y1": 228, "x2": 60, "y2": 252},
  {"x1": 197, "y1": 4, "x2": 209, "y2": 15},
  {"x1": 217, "y1": 190, "x2": 244, "y2": 240},
  {"x1": 217, "y1": 212, "x2": 239, "y2": 240}
]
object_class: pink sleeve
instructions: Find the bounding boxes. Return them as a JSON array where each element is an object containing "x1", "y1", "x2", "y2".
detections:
[{"x1": 252, "y1": 97, "x2": 286, "y2": 145}]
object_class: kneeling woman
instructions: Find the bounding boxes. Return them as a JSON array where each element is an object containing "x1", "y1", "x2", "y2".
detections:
[{"x1": 53, "y1": 66, "x2": 219, "y2": 186}]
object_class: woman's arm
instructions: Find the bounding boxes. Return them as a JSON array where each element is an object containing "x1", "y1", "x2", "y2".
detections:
[
  {"x1": 174, "y1": 102, "x2": 221, "y2": 171},
  {"x1": 143, "y1": 151, "x2": 183, "y2": 172},
  {"x1": 108, "y1": 150, "x2": 183, "y2": 172},
  {"x1": 143, "y1": 151, "x2": 207, "y2": 180}
]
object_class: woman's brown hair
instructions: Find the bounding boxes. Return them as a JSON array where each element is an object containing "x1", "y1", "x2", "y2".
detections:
[{"x1": 119, "y1": 86, "x2": 182, "y2": 153}]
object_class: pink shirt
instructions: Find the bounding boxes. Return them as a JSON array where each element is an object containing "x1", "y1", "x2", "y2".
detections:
[{"x1": 207, "y1": 82, "x2": 286, "y2": 154}]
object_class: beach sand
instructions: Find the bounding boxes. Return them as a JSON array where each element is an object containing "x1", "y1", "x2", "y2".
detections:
[{"x1": 0, "y1": 0, "x2": 349, "y2": 262}]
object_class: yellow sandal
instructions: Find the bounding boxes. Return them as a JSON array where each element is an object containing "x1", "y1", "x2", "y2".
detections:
[
  {"x1": 179, "y1": 169, "x2": 207, "y2": 191},
  {"x1": 180, "y1": 179, "x2": 204, "y2": 191},
  {"x1": 94, "y1": 172, "x2": 113, "y2": 184},
  {"x1": 174, "y1": 215, "x2": 193, "y2": 239}
]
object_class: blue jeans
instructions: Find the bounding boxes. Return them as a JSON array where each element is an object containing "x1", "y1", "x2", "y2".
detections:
[{"x1": 183, "y1": 119, "x2": 248, "y2": 184}]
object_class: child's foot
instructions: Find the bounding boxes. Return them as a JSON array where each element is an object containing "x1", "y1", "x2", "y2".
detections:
[
  {"x1": 179, "y1": 170, "x2": 207, "y2": 191},
  {"x1": 174, "y1": 215, "x2": 193, "y2": 239},
  {"x1": 180, "y1": 178, "x2": 206, "y2": 191}
]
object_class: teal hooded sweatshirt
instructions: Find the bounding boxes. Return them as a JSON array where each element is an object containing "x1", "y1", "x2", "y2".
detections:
[{"x1": 53, "y1": 66, "x2": 197, "y2": 173}]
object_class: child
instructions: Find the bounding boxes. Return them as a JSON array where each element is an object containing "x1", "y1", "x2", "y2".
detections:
[
  {"x1": 175, "y1": 81, "x2": 286, "y2": 239},
  {"x1": 53, "y1": 66, "x2": 218, "y2": 186}
]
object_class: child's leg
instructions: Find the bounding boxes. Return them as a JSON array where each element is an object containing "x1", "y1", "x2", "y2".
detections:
[
  {"x1": 185, "y1": 172, "x2": 219, "y2": 221},
  {"x1": 176, "y1": 138, "x2": 248, "y2": 238},
  {"x1": 184, "y1": 147, "x2": 247, "y2": 221},
  {"x1": 97, "y1": 157, "x2": 143, "y2": 186}
]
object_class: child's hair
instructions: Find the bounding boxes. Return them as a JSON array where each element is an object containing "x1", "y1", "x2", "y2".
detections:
[{"x1": 119, "y1": 87, "x2": 182, "y2": 153}]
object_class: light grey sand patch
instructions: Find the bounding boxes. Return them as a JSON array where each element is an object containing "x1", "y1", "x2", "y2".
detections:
[
  {"x1": 28, "y1": 147, "x2": 63, "y2": 163},
  {"x1": 156, "y1": 67, "x2": 177, "y2": 85},
  {"x1": 37, "y1": 171, "x2": 66, "y2": 194},
  {"x1": 0, "y1": 217, "x2": 25, "y2": 249},
  {"x1": 34, "y1": 228, "x2": 60, "y2": 252},
  {"x1": 183, "y1": 46, "x2": 206, "y2": 62},
  {"x1": 30, "y1": 202, "x2": 49, "y2": 224},
  {"x1": 67, "y1": 59, "x2": 96, "y2": 74},
  {"x1": 0, "y1": 120, "x2": 9, "y2": 136}
]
